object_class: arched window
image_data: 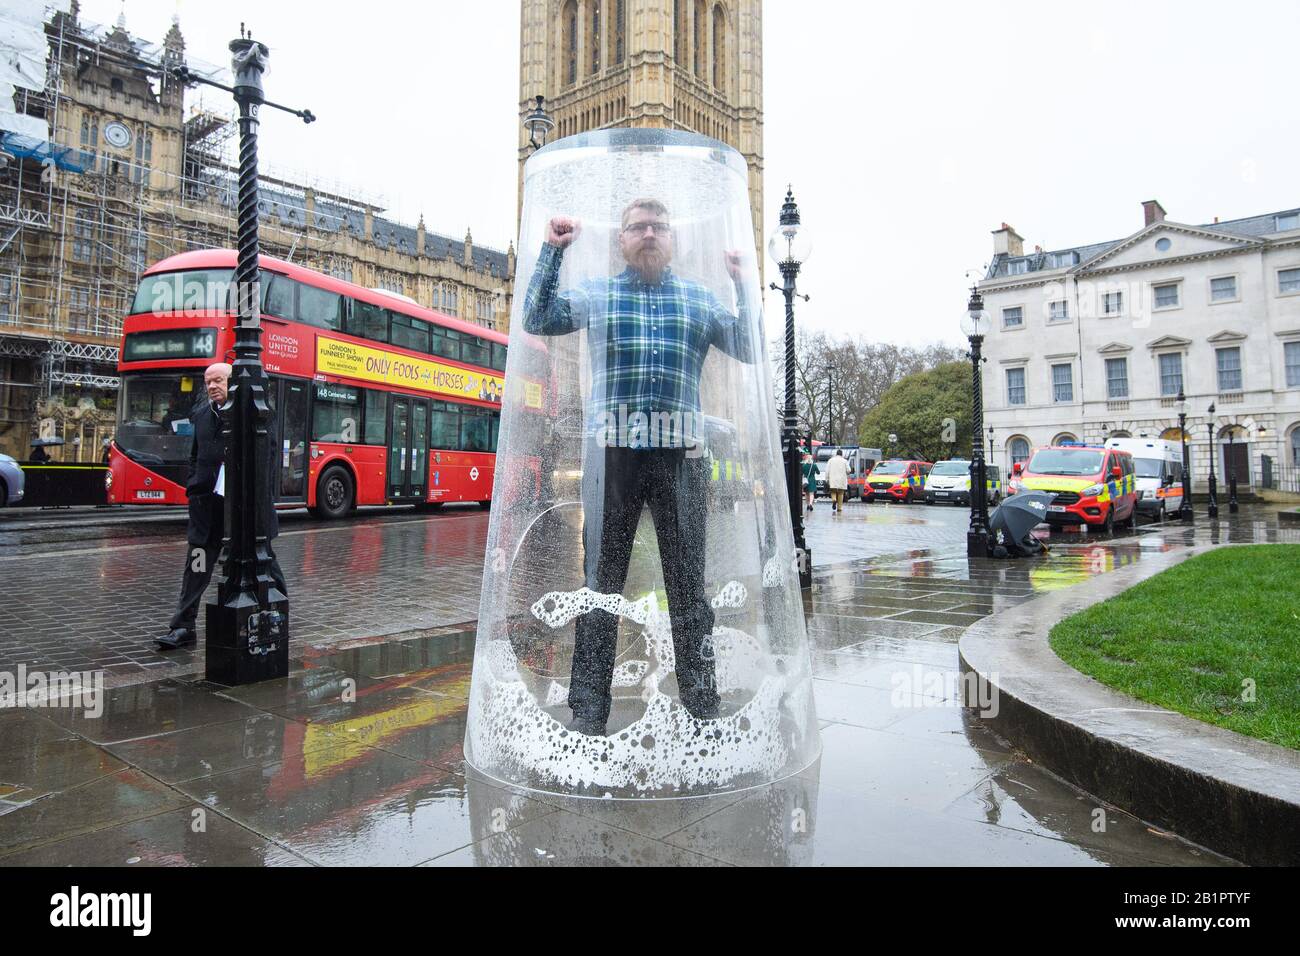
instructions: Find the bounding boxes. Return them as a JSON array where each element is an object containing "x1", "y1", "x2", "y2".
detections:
[
  {"x1": 1290, "y1": 424, "x2": 1300, "y2": 467},
  {"x1": 1009, "y1": 437, "x2": 1030, "y2": 466},
  {"x1": 590, "y1": 0, "x2": 601, "y2": 75},
  {"x1": 79, "y1": 116, "x2": 97, "y2": 170},
  {"x1": 1052, "y1": 432, "x2": 1078, "y2": 445},
  {"x1": 613, "y1": 0, "x2": 625, "y2": 65},
  {"x1": 694, "y1": 0, "x2": 706, "y2": 77},
  {"x1": 563, "y1": 0, "x2": 578, "y2": 86},
  {"x1": 712, "y1": 4, "x2": 725, "y2": 91},
  {"x1": 1109, "y1": 430, "x2": 1131, "y2": 439},
  {"x1": 674, "y1": 0, "x2": 686, "y2": 65}
]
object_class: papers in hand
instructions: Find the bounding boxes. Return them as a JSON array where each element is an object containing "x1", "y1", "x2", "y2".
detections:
[{"x1": 214, "y1": 464, "x2": 225, "y2": 497}]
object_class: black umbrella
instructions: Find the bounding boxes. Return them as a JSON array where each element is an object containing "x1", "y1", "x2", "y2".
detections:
[{"x1": 989, "y1": 491, "x2": 1055, "y2": 557}]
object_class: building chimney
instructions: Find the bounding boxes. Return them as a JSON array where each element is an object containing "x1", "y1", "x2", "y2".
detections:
[
  {"x1": 1142, "y1": 199, "x2": 1166, "y2": 227},
  {"x1": 992, "y1": 222, "x2": 1024, "y2": 258}
]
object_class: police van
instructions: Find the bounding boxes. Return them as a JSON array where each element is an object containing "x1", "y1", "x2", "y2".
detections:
[
  {"x1": 924, "y1": 459, "x2": 1002, "y2": 506},
  {"x1": 1103, "y1": 437, "x2": 1185, "y2": 519}
]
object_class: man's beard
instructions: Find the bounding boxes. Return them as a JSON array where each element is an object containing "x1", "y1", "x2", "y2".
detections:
[{"x1": 630, "y1": 246, "x2": 668, "y2": 281}]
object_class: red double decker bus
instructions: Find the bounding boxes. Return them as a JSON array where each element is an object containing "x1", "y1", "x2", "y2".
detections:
[{"x1": 107, "y1": 249, "x2": 506, "y2": 518}]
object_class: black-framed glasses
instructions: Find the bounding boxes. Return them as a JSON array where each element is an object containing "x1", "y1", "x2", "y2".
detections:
[{"x1": 623, "y1": 221, "x2": 671, "y2": 236}]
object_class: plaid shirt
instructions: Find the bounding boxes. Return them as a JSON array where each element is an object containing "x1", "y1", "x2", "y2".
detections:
[{"x1": 523, "y1": 243, "x2": 756, "y2": 447}]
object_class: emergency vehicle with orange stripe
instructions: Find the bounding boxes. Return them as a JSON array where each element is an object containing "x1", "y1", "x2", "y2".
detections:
[
  {"x1": 1006, "y1": 442, "x2": 1138, "y2": 533},
  {"x1": 863, "y1": 458, "x2": 932, "y2": 503},
  {"x1": 1103, "y1": 437, "x2": 1185, "y2": 520}
]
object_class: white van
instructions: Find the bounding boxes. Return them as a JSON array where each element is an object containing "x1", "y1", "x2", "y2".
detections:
[{"x1": 1103, "y1": 437, "x2": 1185, "y2": 519}]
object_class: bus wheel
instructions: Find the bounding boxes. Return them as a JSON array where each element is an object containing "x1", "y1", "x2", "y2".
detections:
[{"x1": 313, "y1": 466, "x2": 354, "y2": 520}]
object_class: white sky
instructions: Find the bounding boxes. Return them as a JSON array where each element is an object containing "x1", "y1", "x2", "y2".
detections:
[{"x1": 81, "y1": 0, "x2": 1300, "y2": 349}]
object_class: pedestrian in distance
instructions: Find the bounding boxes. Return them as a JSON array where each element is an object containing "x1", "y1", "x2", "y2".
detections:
[
  {"x1": 802, "y1": 452, "x2": 817, "y2": 512},
  {"x1": 827, "y1": 447, "x2": 850, "y2": 513},
  {"x1": 156, "y1": 362, "x2": 288, "y2": 650}
]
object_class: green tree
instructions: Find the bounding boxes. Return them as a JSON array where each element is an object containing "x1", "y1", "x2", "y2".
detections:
[{"x1": 859, "y1": 360, "x2": 972, "y2": 462}]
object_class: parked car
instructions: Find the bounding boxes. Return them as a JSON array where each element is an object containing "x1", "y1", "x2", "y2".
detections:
[
  {"x1": 0, "y1": 453, "x2": 25, "y2": 508},
  {"x1": 863, "y1": 458, "x2": 932, "y2": 503},
  {"x1": 1103, "y1": 437, "x2": 1184, "y2": 520},
  {"x1": 924, "y1": 459, "x2": 1002, "y2": 506},
  {"x1": 1007, "y1": 443, "x2": 1138, "y2": 534}
]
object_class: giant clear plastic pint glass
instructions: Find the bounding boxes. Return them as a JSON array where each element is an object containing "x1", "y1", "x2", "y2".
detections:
[{"x1": 464, "y1": 129, "x2": 819, "y2": 798}]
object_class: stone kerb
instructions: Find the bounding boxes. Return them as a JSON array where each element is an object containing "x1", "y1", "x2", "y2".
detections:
[{"x1": 958, "y1": 544, "x2": 1300, "y2": 866}]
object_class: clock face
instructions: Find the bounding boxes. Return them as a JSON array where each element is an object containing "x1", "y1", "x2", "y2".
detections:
[{"x1": 103, "y1": 121, "x2": 132, "y2": 149}]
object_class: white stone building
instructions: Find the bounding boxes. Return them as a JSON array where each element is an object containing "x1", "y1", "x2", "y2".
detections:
[{"x1": 977, "y1": 200, "x2": 1300, "y2": 496}]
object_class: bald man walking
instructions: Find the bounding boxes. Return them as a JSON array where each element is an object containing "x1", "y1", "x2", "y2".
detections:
[{"x1": 157, "y1": 362, "x2": 287, "y2": 649}]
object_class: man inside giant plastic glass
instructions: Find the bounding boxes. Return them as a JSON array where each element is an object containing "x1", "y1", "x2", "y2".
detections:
[{"x1": 522, "y1": 198, "x2": 756, "y2": 737}]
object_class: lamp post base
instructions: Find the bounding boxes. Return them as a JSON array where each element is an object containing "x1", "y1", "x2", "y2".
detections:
[
  {"x1": 204, "y1": 591, "x2": 290, "y2": 686},
  {"x1": 967, "y1": 531, "x2": 990, "y2": 558}
]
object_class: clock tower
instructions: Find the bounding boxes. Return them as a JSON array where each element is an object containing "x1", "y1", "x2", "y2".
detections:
[{"x1": 518, "y1": 0, "x2": 764, "y2": 251}]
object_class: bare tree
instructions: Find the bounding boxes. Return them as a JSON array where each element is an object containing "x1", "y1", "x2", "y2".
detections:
[{"x1": 772, "y1": 333, "x2": 964, "y2": 444}]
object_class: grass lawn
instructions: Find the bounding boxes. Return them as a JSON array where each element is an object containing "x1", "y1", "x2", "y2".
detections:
[{"x1": 1049, "y1": 544, "x2": 1300, "y2": 751}]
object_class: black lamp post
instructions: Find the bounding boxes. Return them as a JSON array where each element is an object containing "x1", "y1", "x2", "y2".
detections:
[
  {"x1": 987, "y1": 425, "x2": 995, "y2": 462},
  {"x1": 1176, "y1": 388, "x2": 1193, "y2": 521},
  {"x1": 961, "y1": 287, "x2": 993, "y2": 557},
  {"x1": 1206, "y1": 402, "x2": 1219, "y2": 519},
  {"x1": 768, "y1": 187, "x2": 813, "y2": 587},
  {"x1": 824, "y1": 362, "x2": 839, "y2": 445},
  {"x1": 1227, "y1": 425, "x2": 1240, "y2": 514},
  {"x1": 172, "y1": 30, "x2": 315, "y2": 685},
  {"x1": 524, "y1": 94, "x2": 554, "y2": 151}
]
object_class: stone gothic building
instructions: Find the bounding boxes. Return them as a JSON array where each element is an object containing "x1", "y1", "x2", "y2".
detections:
[
  {"x1": 517, "y1": 0, "x2": 764, "y2": 247},
  {"x1": 0, "y1": 3, "x2": 513, "y2": 460}
]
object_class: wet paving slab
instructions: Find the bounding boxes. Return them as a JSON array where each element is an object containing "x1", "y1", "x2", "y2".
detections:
[{"x1": 1, "y1": 502, "x2": 1287, "y2": 865}]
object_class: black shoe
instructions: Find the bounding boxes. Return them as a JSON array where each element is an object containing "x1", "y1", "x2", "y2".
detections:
[
  {"x1": 566, "y1": 715, "x2": 607, "y2": 737},
  {"x1": 155, "y1": 627, "x2": 196, "y2": 650}
]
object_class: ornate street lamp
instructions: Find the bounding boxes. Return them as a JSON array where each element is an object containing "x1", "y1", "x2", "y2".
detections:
[
  {"x1": 888, "y1": 433, "x2": 897, "y2": 457},
  {"x1": 961, "y1": 287, "x2": 993, "y2": 557},
  {"x1": 768, "y1": 187, "x2": 813, "y2": 587},
  {"x1": 987, "y1": 424, "x2": 995, "y2": 462},
  {"x1": 172, "y1": 30, "x2": 315, "y2": 686},
  {"x1": 824, "y1": 363, "x2": 836, "y2": 445},
  {"x1": 1176, "y1": 388, "x2": 1193, "y2": 521},
  {"x1": 524, "y1": 94, "x2": 554, "y2": 152},
  {"x1": 1206, "y1": 402, "x2": 1219, "y2": 519},
  {"x1": 1227, "y1": 425, "x2": 1240, "y2": 514}
]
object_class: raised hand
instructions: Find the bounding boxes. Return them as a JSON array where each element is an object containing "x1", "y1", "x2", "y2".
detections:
[
  {"x1": 724, "y1": 248, "x2": 745, "y2": 281},
  {"x1": 547, "y1": 216, "x2": 582, "y2": 249}
]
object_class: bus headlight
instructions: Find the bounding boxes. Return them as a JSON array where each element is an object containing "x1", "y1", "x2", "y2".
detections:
[{"x1": 104, "y1": 470, "x2": 113, "y2": 490}]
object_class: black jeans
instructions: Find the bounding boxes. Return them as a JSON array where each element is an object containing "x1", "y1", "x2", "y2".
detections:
[
  {"x1": 570, "y1": 445, "x2": 717, "y2": 723},
  {"x1": 169, "y1": 497, "x2": 287, "y2": 632}
]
